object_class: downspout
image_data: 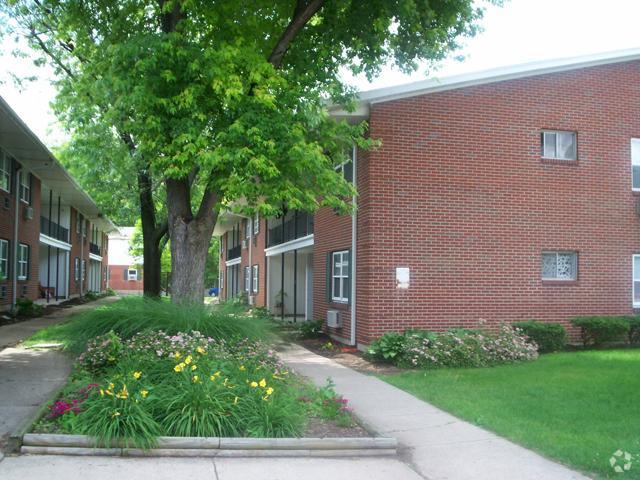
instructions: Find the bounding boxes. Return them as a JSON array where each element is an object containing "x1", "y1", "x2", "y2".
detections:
[
  {"x1": 248, "y1": 215, "x2": 253, "y2": 305},
  {"x1": 79, "y1": 217, "x2": 84, "y2": 297},
  {"x1": 11, "y1": 166, "x2": 22, "y2": 310},
  {"x1": 350, "y1": 145, "x2": 357, "y2": 346}
]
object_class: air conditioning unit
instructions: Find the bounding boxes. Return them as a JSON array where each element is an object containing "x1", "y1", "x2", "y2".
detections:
[
  {"x1": 327, "y1": 310, "x2": 341, "y2": 328},
  {"x1": 242, "y1": 239, "x2": 247, "y2": 249},
  {"x1": 248, "y1": 295, "x2": 255, "y2": 306},
  {"x1": 24, "y1": 206, "x2": 34, "y2": 220}
]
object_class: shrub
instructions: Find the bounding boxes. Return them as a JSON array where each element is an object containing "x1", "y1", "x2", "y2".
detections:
[
  {"x1": 513, "y1": 321, "x2": 567, "y2": 352},
  {"x1": 84, "y1": 291, "x2": 100, "y2": 301},
  {"x1": 16, "y1": 298, "x2": 44, "y2": 317},
  {"x1": 105, "y1": 288, "x2": 117, "y2": 297},
  {"x1": 366, "y1": 332, "x2": 407, "y2": 362},
  {"x1": 629, "y1": 317, "x2": 640, "y2": 345},
  {"x1": 571, "y1": 316, "x2": 630, "y2": 347},
  {"x1": 77, "y1": 331, "x2": 124, "y2": 373},
  {"x1": 298, "y1": 320, "x2": 324, "y2": 339},
  {"x1": 370, "y1": 326, "x2": 538, "y2": 369}
]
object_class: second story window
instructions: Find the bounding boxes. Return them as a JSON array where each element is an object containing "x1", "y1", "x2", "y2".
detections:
[
  {"x1": 253, "y1": 213, "x2": 260, "y2": 235},
  {"x1": 0, "y1": 239, "x2": 8, "y2": 280},
  {"x1": 541, "y1": 131, "x2": 576, "y2": 161},
  {"x1": 18, "y1": 171, "x2": 30, "y2": 203},
  {"x1": 631, "y1": 139, "x2": 640, "y2": 191},
  {"x1": 542, "y1": 251, "x2": 577, "y2": 281},
  {"x1": 245, "y1": 219, "x2": 251, "y2": 239},
  {"x1": 127, "y1": 268, "x2": 138, "y2": 281},
  {"x1": 0, "y1": 150, "x2": 10, "y2": 192}
]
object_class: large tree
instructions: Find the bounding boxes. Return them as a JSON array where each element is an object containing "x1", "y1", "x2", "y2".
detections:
[{"x1": 1, "y1": 0, "x2": 492, "y2": 303}]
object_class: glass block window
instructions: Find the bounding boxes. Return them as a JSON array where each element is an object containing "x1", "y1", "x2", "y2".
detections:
[
  {"x1": 542, "y1": 252, "x2": 577, "y2": 280},
  {"x1": 541, "y1": 131, "x2": 577, "y2": 160},
  {"x1": 633, "y1": 255, "x2": 640, "y2": 307},
  {"x1": 632, "y1": 139, "x2": 640, "y2": 190}
]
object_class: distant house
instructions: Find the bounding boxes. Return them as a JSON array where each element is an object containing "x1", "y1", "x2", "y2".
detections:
[
  {"x1": 107, "y1": 227, "x2": 143, "y2": 294},
  {"x1": 216, "y1": 49, "x2": 640, "y2": 347},
  {"x1": 0, "y1": 95, "x2": 116, "y2": 311}
]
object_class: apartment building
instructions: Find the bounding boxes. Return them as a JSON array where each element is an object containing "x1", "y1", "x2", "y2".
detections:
[
  {"x1": 0, "y1": 95, "x2": 115, "y2": 310},
  {"x1": 107, "y1": 227, "x2": 144, "y2": 294},
  {"x1": 217, "y1": 49, "x2": 640, "y2": 346}
]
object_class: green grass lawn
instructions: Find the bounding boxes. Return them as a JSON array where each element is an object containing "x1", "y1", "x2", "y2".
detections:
[{"x1": 380, "y1": 350, "x2": 640, "y2": 479}]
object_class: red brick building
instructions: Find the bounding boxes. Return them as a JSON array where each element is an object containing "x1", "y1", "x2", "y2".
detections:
[
  {"x1": 218, "y1": 50, "x2": 640, "y2": 346},
  {"x1": 107, "y1": 227, "x2": 144, "y2": 294},
  {"x1": 0, "y1": 96, "x2": 115, "y2": 311}
]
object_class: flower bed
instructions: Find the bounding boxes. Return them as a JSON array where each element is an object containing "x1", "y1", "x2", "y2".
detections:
[
  {"x1": 29, "y1": 300, "x2": 365, "y2": 448},
  {"x1": 367, "y1": 325, "x2": 539, "y2": 369}
]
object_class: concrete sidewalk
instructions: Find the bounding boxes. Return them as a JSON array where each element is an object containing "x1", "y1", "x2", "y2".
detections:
[{"x1": 279, "y1": 343, "x2": 588, "y2": 480}]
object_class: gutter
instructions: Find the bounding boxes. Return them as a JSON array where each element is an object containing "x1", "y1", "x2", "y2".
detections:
[
  {"x1": 11, "y1": 167, "x2": 22, "y2": 310},
  {"x1": 350, "y1": 145, "x2": 357, "y2": 346}
]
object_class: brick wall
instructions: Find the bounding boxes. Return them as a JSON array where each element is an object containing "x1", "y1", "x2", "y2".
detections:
[
  {"x1": 353, "y1": 59, "x2": 640, "y2": 344},
  {"x1": 0, "y1": 166, "x2": 41, "y2": 307},
  {"x1": 109, "y1": 265, "x2": 143, "y2": 292}
]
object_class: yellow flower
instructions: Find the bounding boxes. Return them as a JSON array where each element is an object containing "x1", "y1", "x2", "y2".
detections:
[
  {"x1": 105, "y1": 390, "x2": 113, "y2": 396},
  {"x1": 184, "y1": 355, "x2": 192, "y2": 365},
  {"x1": 258, "y1": 378, "x2": 267, "y2": 388},
  {"x1": 234, "y1": 396, "x2": 239, "y2": 405},
  {"x1": 140, "y1": 390, "x2": 149, "y2": 398},
  {"x1": 191, "y1": 365, "x2": 197, "y2": 371},
  {"x1": 99, "y1": 389, "x2": 105, "y2": 397},
  {"x1": 265, "y1": 387, "x2": 274, "y2": 395},
  {"x1": 116, "y1": 384, "x2": 129, "y2": 399},
  {"x1": 174, "y1": 352, "x2": 182, "y2": 359},
  {"x1": 262, "y1": 396, "x2": 269, "y2": 401},
  {"x1": 133, "y1": 371, "x2": 142, "y2": 380},
  {"x1": 223, "y1": 378, "x2": 228, "y2": 386},
  {"x1": 112, "y1": 411, "x2": 121, "y2": 417},
  {"x1": 108, "y1": 383, "x2": 115, "y2": 390},
  {"x1": 193, "y1": 375, "x2": 200, "y2": 383},
  {"x1": 174, "y1": 362, "x2": 185, "y2": 373},
  {"x1": 213, "y1": 371, "x2": 221, "y2": 377},
  {"x1": 250, "y1": 381, "x2": 258, "y2": 388},
  {"x1": 196, "y1": 346, "x2": 205, "y2": 354},
  {"x1": 239, "y1": 365, "x2": 246, "y2": 371}
]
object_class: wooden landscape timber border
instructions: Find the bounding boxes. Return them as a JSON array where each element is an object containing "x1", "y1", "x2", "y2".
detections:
[{"x1": 20, "y1": 434, "x2": 397, "y2": 457}]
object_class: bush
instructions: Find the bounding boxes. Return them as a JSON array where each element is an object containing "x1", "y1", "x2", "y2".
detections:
[
  {"x1": 16, "y1": 298, "x2": 44, "y2": 317},
  {"x1": 366, "y1": 332, "x2": 407, "y2": 362},
  {"x1": 629, "y1": 317, "x2": 640, "y2": 345},
  {"x1": 571, "y1": 316, "x2": 630, "y2": 347},
  {"x1": 298, "y1": 320, "x2": 324, "y2": 339},
  {"x1": 104, "y1": 288, "x2": 117, "y2": 297},
  {"x1": 513, "y1": 321, "x2": 567, "y2": 353},
  {"x1": 369, "y1": 326, "x2": 538, "y2": 369},
  {"x1": 84, "y1": 291, "x2": 100, "y2": 301},
  {"x1": 78, "y1": 331, "x2": 124, "y2": 373}
]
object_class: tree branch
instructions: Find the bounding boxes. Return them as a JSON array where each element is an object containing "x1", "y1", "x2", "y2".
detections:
[
  {"x1": 28, "y1": 27, "x2": 75, "y2": 79},
  {"x1": 267, "y1": 0, "x2": 325, "y2": 68}
]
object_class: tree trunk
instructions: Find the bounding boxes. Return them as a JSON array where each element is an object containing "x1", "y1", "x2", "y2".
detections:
[
  {"x1": 166, "y1": 178, "x2": 217, "y2": 304},
  {"x1": 138, "y1": 169, "x2": 167, "y2": 297}
]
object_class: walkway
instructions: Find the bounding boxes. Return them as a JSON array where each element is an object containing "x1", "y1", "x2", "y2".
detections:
[
  {"x1": 0, "y1": 297, "x2": 118, "y2": 452},
  {"x1": 279, "y1": 343, "x2": 588, "y2": 480}
]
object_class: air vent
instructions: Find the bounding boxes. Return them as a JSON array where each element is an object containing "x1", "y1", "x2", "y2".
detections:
[
  {"x1": 24, "y1": 206, "x2": 33, "y2": 220},
  {"x1": 327, "y1": 310, "x2": 341, "y2": 328},
  {"x1": 242, "y1": 239, "x2": 247, "y2": 249}
]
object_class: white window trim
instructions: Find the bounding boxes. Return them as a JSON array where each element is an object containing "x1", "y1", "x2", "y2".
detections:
[
  {"x1": 245, "y1": 220, "x2": 252, "y2": 239},
  {"x1": 0, "y1": 239, "x2": 8, "y2": 279},
  {"x1": 331, "y1": 250, "x2": 349, "y2": 303},
  {"x1": 18, "y1": 171, "x2": 30, "y2": 204},
  {"x1": 541, "y1": 130, "x2": 577, "y2": 161},
  {"x1": 220, "y1": 269, "x2": 224, "y2": 289},
  {"x1": 633, "y1": 255, "x2": 640, "y2": 308},
  {"x1": 253, "y1": 213, "x2": 260, "y2": 235},
  {"x1": 17, "y1": 243, "x2": 28, "y2": 280},
  {"x1": 541, "y1": 251, "x2": 578, "y2": 281},
  {"x1": 244, "y1": 266, "x2": 250, "y2": 292},
  {"x1": 74, "y1": 258, "x2": 80, "y2": 282},
  {"x1": 631, "y1": 139, "x2": 640, "y2": 191},
  {"x1": 0, "y1": 150, "x2": 10, "y2": 193},
  {"x1": 252, "y1": 265, "x2": 259, "y2": 293},
  {"x1": 82, "y1": 259, "x2": 86, "y2": 281},
  {"x1": 127, "y1": 269, "x2": 138, "y2": 281}
]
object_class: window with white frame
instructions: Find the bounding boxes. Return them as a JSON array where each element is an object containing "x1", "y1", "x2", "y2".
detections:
[
  {"x1": 541, "y1": 251, "x2": 577, "y2": 280},
  {"x1": 17, "y1": 243, "x2": 29, "y2": 280},
  {"x1": 244, "y1": 266, "x2": 250, "y2": 292},
  {"x1": 331, "y1": 250, "x2": 349, "y2": 302},
  {"x1": 631, "y1": 139, "x2": 640, "y2": 190},
  {"x1": 0, "y1": 239, "x2": 8, "y2": 280},
  {"x1": 0, "y1": 150, "x2": 10, "y2": 192},
  {"x1": 541, "y1": 131, "x2": 577, "y2": 160},
  {"x1": 335, "y1": 153, "x2": 354, "y2": 183},
  {"x1": 245, "y1": 219, "x2": 251, "y2": 239},
  {"x1": 76, "y1": 215, "x2": 81, "y2": 234},
  {"x1": 633, "y1": 255, "x2": 640, "y2": 307},
  {"x1": 253, "y1": 214, "x2": 260, "y2": 234},
  {"x1": 74, "y1": 258, "x2": 80, "y2": 281},
  {"x1": 127, "y1": 269, "x2": 138, "y2": 281},
  {"x1": 252, "y1": 265, "x2": 259, "y2": 293},
  {"x1": 18, "y1": 171, "x2": 30, "y2": 203}
]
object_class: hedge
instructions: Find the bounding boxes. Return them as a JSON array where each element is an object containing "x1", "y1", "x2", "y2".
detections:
[{"x1": 512, "y1": 321, "x2": 567, "y2": 353}]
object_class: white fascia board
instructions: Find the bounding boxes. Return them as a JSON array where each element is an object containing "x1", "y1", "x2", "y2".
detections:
[
  {"x1": 225, "y1": 257, "x2": 241, "y2": 266},
  {"x1": 39, "y1": 234, "x2": 72, "y2": 251},
  {"x1": 334, "y1": 48, "x2": 640, "y2": 116},
  {"x1": 264, "y1": 234, "x2": 314, "y2": 257},
  {"x1": 89, "y1": 253, "x2": 103, "y2": 262}
]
